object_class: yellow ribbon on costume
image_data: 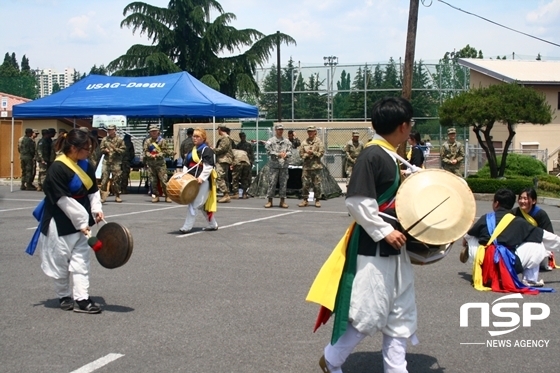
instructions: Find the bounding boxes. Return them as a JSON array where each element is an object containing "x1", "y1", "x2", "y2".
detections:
[
  {"x1": 520, "y1": 209, "x2": 538, "y2": 227},
  {"x1": 364, "y1": 137, "x2": 397, "y2": 152},
  {"x1": 56, "y1": 154, "x2": 93, "y2": 190},
  {"x1": 191, "y1": 147, "x2": 217, "y2": 213},
  {"x1": 306, "y1": 222, "x2": 356, "y2": 311},
  {"x1": 473, "y1": 213, "x2": 515, "y2": 291}
]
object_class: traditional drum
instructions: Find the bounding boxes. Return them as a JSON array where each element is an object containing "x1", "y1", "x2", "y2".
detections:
[
  {"x1": 395, "y1": 169, "x2": 476, "y2": 265},
  {"x1": 166, "y1": 172, "x2": 200, "y2": 205},
  {"x1": 94, "y1": 222, "x2": 134, "y2": 269}
]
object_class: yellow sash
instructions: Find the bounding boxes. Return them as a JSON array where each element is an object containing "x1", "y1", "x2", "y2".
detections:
[
  {"x1": 56, "y1": 154, "x2": 93, "y2": 190},
  {"x1": 148, "y1": 138, "x2": 162, "y2": 154},
  {"x1": 364, "y1": 137, "x2": 397, "y2": 151},
  {"x1": 192, "y1": 147, "x2": 217, "y2": 212},
  {"x1": 520, "y1": 209, "x2": 538, "y2": 227},
  {"x1": 473, "y1": 213, "x2": 515, "y2": 291}
]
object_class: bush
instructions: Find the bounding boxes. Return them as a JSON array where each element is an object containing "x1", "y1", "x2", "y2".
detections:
[
  {"x1": 466, "y1": 177, "x2": 534, "y2": 194},
  {"x1": 476, "y1": 153, "x2": 547, "y2": 178},
  {"x1": 538, "y1": 181, "x2": 560, "y2": 193}
]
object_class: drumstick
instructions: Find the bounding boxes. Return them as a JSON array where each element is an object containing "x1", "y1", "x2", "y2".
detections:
[{"x1": 403, "y1": 196, "x2": 450, "y2": 233}]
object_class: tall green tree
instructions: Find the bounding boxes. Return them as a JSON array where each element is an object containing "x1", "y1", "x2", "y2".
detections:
[
  {"x1": 439, "y1": 83, "x2": 553, "y2": 178},
  {"x1": 259, "y1": 58, "x2": 305, "y2": 120},
  {"x1": 333, "y1": 70, "x2": 351, "y2": 119},
  {"x1": 299, "y1": 73, "x2": 326, "y2": 120},
  {"x1": 90, "y1": 64, "x2": 108, "y2": 75},
  {"x1": 108, "y1": 0, "x2": 296, "y2": 99},
  {"x1": 52, "y1": 83, "x2": 61, "y2": 93},
  {"x1": 433, "y1": 44, "x2": 482, "y2": 102},
  {"x1": 0, "y1": 52, "x2": 38, "y2": 99}
]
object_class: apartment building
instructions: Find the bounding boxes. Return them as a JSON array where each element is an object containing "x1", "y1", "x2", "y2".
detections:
[{"x1": 36, "y1": 68, "x2": 75, "y2": 97}]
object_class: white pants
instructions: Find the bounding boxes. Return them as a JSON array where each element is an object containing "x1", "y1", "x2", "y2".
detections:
[
  {"x1": 465, "y1": 235, "x2": 549, "y2": 282},
  {"x1": 39, "y1": 219, "x2": 91, "y2": 301},
  {"x1": 324, "y1": 323, "x2": 410, "y2": 373},
  {"x1": 181, "y1": 180, "x2": 218, "y2": 231}
]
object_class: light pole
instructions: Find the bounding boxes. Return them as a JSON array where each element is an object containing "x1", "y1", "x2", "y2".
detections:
[{"x1": 323, "y1": 56, "x2": 338, "y2": 122}]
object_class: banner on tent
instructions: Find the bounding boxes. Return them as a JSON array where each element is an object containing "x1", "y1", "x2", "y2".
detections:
[{"x1": 93, "y1": 115, "x2": 127, "y2": 128}]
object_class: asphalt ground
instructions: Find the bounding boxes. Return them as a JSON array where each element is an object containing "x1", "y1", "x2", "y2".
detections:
[{"x1": 1, "y1": 186, "x2": 560, "y2": 373}]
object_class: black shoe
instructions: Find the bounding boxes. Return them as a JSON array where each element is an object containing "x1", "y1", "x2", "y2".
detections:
[
  {"x1": 59, "y1": 297, "x2": 74, "y2": 311},
  {"x1": 74, "y1": 298, "x2": 102, "y2": 314}
]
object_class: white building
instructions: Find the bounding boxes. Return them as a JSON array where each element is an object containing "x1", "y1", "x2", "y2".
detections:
[{"x1": 36, "y1": 68, "x2": 75, "y2": 97}]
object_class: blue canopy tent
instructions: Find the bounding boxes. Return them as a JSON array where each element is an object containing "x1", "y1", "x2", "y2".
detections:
[
  {"x1": 13, "y1": 71, "x2": 258, "y2": 118},
  {"x1": 10, "y1": 71, "x2": 259, "y2": 190}
]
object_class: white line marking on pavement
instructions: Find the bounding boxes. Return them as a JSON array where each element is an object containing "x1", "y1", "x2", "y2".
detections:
[
  {"x1": 177, "y1": 210, "x2": 301, "y2": 237},
  {"x1": 69, "y1": 353, "x2": 124, "y2": 373},
  {"x1": 105, "y1": 205, "x2": 184, "y2": 218},
  {"x1": 0, "y1": 206, "x2": 35, "y2": 212}
]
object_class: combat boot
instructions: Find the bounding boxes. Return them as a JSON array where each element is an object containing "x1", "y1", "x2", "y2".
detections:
[
  {"x1": 315, "y1": 199, "x2": 321, "y2": 208},
  {"x1": 264, "y1": 198, "x2": 273, "y2": 208},
  {"x1": 298, "y1": 200, "x2": 308, "y2": 207},
  {"x1": 152, "y1": 195, "x2": 160, "y2": 203},
  {"x1": 36, "y1": 186, "x2": 43, "y2": 192},
  {"x1": 165, "y1": 196, "x2": 172, "y2": 203},
  {"x1": 218, "y1": 193, "x2": 231, "y2": 203},
  {"x1": 230, "y1": 193, "x2": 239, "y2": 199},
  {"x1": 242, "y1": 191, "x2": 249, "y2": 199},
  {"x1": 279, "y1": 198, "x2": 288, "y2": 208},
  {"x1": 100, "y1": 191, "x2": 108, "y2": 203},
  {"x1": 20, "y1": 183, "x2": 26, "y2": 190},
  {"x1": 115, "y1": 195, "x2": 122, "y2": 203}
]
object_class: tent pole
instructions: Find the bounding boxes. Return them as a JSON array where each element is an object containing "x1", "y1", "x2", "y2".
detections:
[
  {"x1": 10, "y1": 116, "x2": 14, "y2": 192},
  {"x1": 256, "y1": 117, "x2": 259, "y2": 174},
  {"x1": 73, "y1": 118, "x2": 76, "y2": 129},
  {"x1": 212, "y1": 117, "x2": 216, "y2": 146}
]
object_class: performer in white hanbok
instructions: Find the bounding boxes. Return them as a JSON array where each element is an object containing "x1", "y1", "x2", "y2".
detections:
[
  {"x1": 28, "y1": 129, "x2": 104, "y2": 313},
  {"x1": 179, "y1": 128, "x2": 218, "y2": 233},
  {"x1": 309, "y1": 97, "x2": 418, "y2": 373}
]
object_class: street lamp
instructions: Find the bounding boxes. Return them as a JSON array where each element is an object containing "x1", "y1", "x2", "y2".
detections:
[{"x1": 323, "y1": 56, "x2": 338, "y2": 122}]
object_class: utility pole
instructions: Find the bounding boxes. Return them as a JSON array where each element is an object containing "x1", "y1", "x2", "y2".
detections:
[
  {"x1": 323, "y1": 56, "x2": 338, "y2": 122},
  {"x1": 276, "y1": 31, "x2": 282, "y2": 122},
  {"x1": 399, "y1": 0, "x2": 419, "y2": 158}
]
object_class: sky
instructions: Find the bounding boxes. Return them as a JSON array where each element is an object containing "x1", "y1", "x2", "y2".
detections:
[{"x1": 4, "y1": 0, "x2": 560, "y2": 74}]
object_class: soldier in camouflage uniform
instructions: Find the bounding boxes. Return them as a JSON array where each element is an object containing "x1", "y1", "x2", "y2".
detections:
[
  {"x1": 99, "y1": 124, "x2": 126, "y2": 203},
  {"x1": 179, "y1": 127, "x2": 195, "y2": 166},
  {"x1": 18, "y1": 128, "x2": 37, "y2": 190},
  {"x1": 264, "y1": 124, "x2": 292, "y2": 208},
  {"x1": 214, "y1": 126, "x2": 234, "y2": 203},
  {"x1": 143, "y1": 124, "x2": 172, "y2": 203},
  {"x1": 230, "y1": 149, "x2": 252, "y2": 199},
  {"x1": 121, "y1": 134, "x2": 136, "y2": 194},
  {"x1": 36, "y1": 129, "x2": 53, "y2": 191},
  {"x1": 236, "y1": 132, "x2": 255, "y2": 165},
  {"x1": 298, "y1": 126, "x2": 325, "y2": 208},
  {"x1": 344, "y1": 130, "x2": 364, "y2": 186},
  {"x1": 48, "y1": 128, "x2": 57, "y2": 164},
  {"x1": 440, "y1": 127, "x2": 465, "y2": 177}
]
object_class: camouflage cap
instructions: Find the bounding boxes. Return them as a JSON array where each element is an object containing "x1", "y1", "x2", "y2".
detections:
[
  {"x1": 307, "y1": 125, "x2": 317, "y2": 132},
  {"x1": 352, "y1": 131, "x2": 360, "y2": 136},
  {"x1": 447, "y1": 128, "x2": 456, "y2": 134},
  {"x1": 148, "y1": 124, "x2": 160, "y2": 132},
  {"x1": 106, "y1": 124, "x2": 117, "y2": 130},
  {"x1": 274, "y1": 124, "x2": 284, "y2": 130},
  {"x1": 32, "y1": 129, "x2": 39, "y2": 134}
]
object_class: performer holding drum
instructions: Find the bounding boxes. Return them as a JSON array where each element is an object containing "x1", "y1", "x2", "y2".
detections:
[
  {"x1": 30, "y1": 129, "x2": 104, "y2": 314},
  {"x1": 306, "y1": 97, "x2": 475, "y2": 373},
  {"x1": 178, "y1": 128, "x2": 218, "y2": 233}
]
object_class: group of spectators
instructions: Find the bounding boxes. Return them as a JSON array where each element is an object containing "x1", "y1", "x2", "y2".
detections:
[{"x1": 18, "y1": 127, "x2": 68, "y2": 191}]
